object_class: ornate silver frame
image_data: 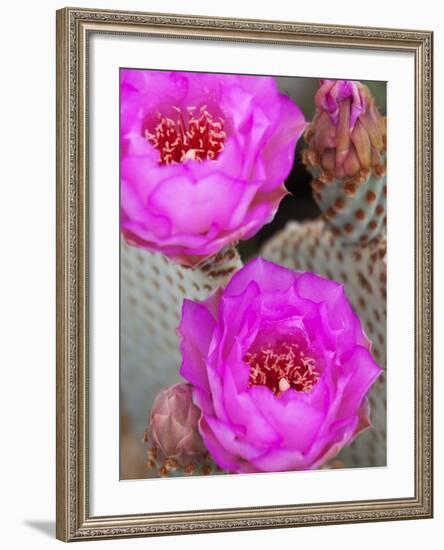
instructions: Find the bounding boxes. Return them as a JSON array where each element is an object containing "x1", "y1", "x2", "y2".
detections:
[{"x1": 56, "y1": 7, "x2": 433, "y2": 541}]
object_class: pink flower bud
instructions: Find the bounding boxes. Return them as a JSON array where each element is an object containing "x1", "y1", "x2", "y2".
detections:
[
  {"x1": 148, "y1": 383, "x2": 207, "y2": 467},
  {"x1": 304, "y1": 80, "x2": 386, "y2": 181}
]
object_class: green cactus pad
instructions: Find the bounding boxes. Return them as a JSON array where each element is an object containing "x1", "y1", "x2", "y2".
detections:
[{"x1": 310, "y1": 165, "x2": 386, "y2": 244}]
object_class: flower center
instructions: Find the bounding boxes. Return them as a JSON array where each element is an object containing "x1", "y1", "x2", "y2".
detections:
[
  {"x1": 244, "y1": 341, "x2": 320, "y2": 395},
  {"x1": 145, "y1": 105, "x2": 226, "y2": 165}
]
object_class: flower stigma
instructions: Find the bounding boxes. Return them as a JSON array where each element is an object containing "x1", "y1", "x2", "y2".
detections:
[
  {"x1": 145, "y1": 105, "x2": 226, "y2": 165},
  {"x1": 245, "y1": 341, "x2": 320, "y2": 395}
]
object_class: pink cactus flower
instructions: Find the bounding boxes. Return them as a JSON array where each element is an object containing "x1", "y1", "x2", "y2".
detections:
[
  {"x1": 178, "y1": 258, "x2": 382, "y2": 473},
  {"x1": 120, "y1": 69, "x2": 306, "y2": 266},
  {"x1": 148, "y1": 383, "x2": 207, "y2": 467}
]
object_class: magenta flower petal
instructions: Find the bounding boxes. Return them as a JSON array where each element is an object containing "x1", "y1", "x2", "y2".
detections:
[
  {"x1": 223, "y1": 367, "x2": 281, "y2": 448},
  {"x1": 120, "y1": 70, "x2": 306, "y2": 266},
  {"x1": 295, "y1": 272, "x2": 369, "y2": 355},
  {"x1": 179, "y1": 258, "x2": 382, "y2": 472},
  {"x1": 308, "y1": 416, "x2": 360, "y2": 470},
  {"x1": 251, "y1": 447, "x2": 305, "y2": 472},
  {"x1": 178, "y1": 300, "x2": 216, "y2": 392},
  {"x1": 249, "y1": 385, "x2": 325, "y2": 452},
  {"x1": 219, "y1": 281, "x2": 262, "y2": 352},
  {"x1": 198, "y1": 415, "x2": 253, "y2": 473},
  {"x1": 224, "y1": 256, "x2": 296, "y2": 296},
  {"x1": 335, "y1": 347, "x2": 382, "y2": 419},
  {"x1": 203, "y1": 414, "x2": 262, "y2": 460}
]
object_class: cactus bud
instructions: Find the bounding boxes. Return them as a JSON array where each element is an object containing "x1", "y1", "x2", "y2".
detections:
[
  {"x1": 147, "y1": 383, "x2": 207, "y2": 468},
  {"x1": 303, "y1": 80, "x2": 386, "y2": 244}
]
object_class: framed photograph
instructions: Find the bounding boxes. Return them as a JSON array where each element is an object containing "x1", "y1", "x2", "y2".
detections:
[{"x1": 56, "y1": 7, "x2": 433, "y2": 542}]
